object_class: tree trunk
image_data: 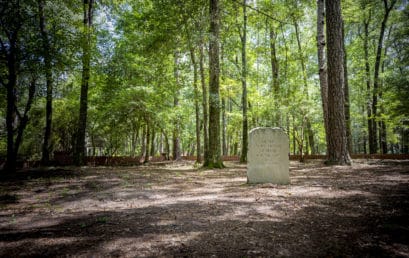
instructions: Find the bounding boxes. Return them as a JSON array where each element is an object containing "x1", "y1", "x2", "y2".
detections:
[
  {"x1": 150, "y1": 126, "x2": 155, "y2": 157},
  {"x1": 173, "y1": 52, "x2": 181, "y2": 161},
  {"x1": 316, "y1": 0, "x2": 329, "y2": 155},
  {"x1": 74, "y1": 0, "x2": 93, "y2": 166},
  {"x1": 240, "y1": 0, "x2": 248, "y2": 163},
  {"x1": 370, "y1": 0, "x2": 396, "y2": 154},
  {"x1": 294, "y1": 19, "x2": 315, "y2": 154},
  {"x1": 164, "y1": 131, "x2": 170, "y2": 160},
  {"x1": 144, "y1": 121, "x2": 150, "y2": 163},
  {"x1": 222, "y1": 98, "x2": 227, "y2": 156},
  {"x1": 269, "y1": 25, "x2": 280, "y2": 126},
  {"x1": 325, "y1": 0, "x2": 351, "y2": 165},
  {"x1": 141, "y1": 125, "x2": 146, "y2": 158},
  {"x1": 4, "y1": 38, "x2": 18, "y2": 172},
  {"x1": 342, "y1": 21, "x2": 353, "y2": 154},
  {"x1": 39, "y1": 0, "x2": 53, "y2": 165},
  {"x1": 205, "y1": 0, "x2": 223, "y2": 168},
  {"x1": 363, "y1": 14, "x2": 376, "y2": 154},
  {"x1": 379, "y1": 25, "x2": 393, "y2": 154},
  {"x1": 199, "y1": 41, "x2": 209, "y2": 164},
  {"x1": 189, "y1": 48, "x2": 202, "y2": 163},
  {"x1": 14, "y1": 79, "x2": 36, "y2": 160},
  {"x1": 374, "y1": 0, "x2": 396, "y2": 154},
  {"x1": 270, "y1": 26, "x2": 279, "y2": 95}
]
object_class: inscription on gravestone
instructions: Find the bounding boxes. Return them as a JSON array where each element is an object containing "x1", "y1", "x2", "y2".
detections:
[{"x1": 247, "y1": 127, "x2": 290, "y2": 184}]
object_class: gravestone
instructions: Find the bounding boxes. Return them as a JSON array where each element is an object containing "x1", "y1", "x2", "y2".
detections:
[{"x1": 247, "y1": 127, "x2": 290, "y2": 184}]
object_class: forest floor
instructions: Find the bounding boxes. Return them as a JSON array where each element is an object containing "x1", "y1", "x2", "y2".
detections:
[{"x1": 0, "y1": 160, "x2": 408, "y2": 257}]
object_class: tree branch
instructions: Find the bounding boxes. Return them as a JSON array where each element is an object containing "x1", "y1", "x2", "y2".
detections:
[{"x1": 230, "y1": 0, "x2": 290, "y2": 25}]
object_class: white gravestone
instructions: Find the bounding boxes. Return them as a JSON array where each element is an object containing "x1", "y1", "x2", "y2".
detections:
[{"x1": 247, "y1": 127, "x2": 290, "y2": 184}]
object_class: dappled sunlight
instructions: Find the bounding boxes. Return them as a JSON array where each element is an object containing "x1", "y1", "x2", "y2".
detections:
[{"x1": 1, "y1": 160, "x2": 408, "y2": 256}]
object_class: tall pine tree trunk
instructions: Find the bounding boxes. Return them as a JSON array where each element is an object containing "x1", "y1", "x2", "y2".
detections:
[
  {"x1": 205, "y1": 0, "x2": 223, "y2": 168},
  {"x1": 325, "y1": 0, "x2": 351, "y2": 165},
  {"x1": 74, "y1": 0, "x2": 93, "y2": 166}
]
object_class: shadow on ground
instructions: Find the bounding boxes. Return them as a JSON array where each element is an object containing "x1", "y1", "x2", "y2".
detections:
[{"x1": 0, "y1": 160, "x2": 408, "y2": 257}]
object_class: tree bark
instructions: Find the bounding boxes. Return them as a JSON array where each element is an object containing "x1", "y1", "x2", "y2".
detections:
[
  {"x1": 373, "y1": 0, "x2": 396, "y2": 154},
  {"x1": 205, "y1": 0, "x2": 223, "y2": 168},
  {"x1": 38, "y1": 0, "x2": 53, "y2": 165},
  {"x1": 74, "y1": 0, "x2": 93, "y2": 166},
  {"x1": 379, "y1": 25, "x2": 393, "y2": 154},
  {"x1": 342, "y1": 21, "x2": 352, "y2": 154},
  {"x1": 4, "y1": 41, "x2": 18, "y2": 172},
  {"x1": 269, "y1": 25, "x2": 280, "y2": 126},
  {"x1": 317, "y1": 0, "x2": 329, "y2": 155},
  {"x1": 240, "y1": 0, "x2": 248, "y2": 163},
  {"x1": 172, "y1": 51, "x2": 181, "y2": 161},
  {"x1": 2, "y1": 4, "x2": 20, "y2": 172},
  {"x1": 199, "y1": 40, "x2": 209, "y2": 164},
  {"x1": 222, "y1": 98, "x2": 227, "y2": 156},
  {"x1": 189, "y1": 47, "x2": 202, "y2": 163},
  {"x1": 363, "y1": 13, "x2": 376, "y2": 154},
  {"x1": 150, "y1": 126, "x2": 155, "y2": 157},
  {"x1": 294, "y1": 19, "x2": 315, "y2": 154},
  {"x1": 144, "y1": 121, "x2": 150, "y2": 163},
  {"x1": 325, "y1": 0, "x2": 351, "y2": 165},
  {"x1": 14, "y1": 79, "x2": 36, "y2": 160}
]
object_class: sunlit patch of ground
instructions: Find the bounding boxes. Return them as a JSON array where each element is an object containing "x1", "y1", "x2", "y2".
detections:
[{"x1": 0, "y1": 160, "x2": 408, "y2": 257}]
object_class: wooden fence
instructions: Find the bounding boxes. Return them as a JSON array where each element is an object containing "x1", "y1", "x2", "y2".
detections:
[{"x1": 2, "y1": 153, "x2": 409, "y2": 169}]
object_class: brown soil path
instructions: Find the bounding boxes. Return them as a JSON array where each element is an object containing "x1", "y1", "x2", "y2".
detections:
[{"x1": 0, "y1": 160, "x2": 408, "y2": 257}]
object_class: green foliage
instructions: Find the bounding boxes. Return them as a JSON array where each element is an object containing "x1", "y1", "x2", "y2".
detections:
[{"x1": 2, "y1": 0, "x2": 408, "y2": 163}]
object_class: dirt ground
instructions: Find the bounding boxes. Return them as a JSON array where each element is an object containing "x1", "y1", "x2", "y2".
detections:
[{"x1": 0, "y1": 160, "x2": 408, "y2": 257}]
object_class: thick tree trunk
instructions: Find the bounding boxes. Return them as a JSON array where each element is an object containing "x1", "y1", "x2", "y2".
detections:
[
  {"x1": 39, "y1": 0, "x2": 53, "y2": 165},
  {"x1": 240, "y1": 0, "x2": 248, "y2": 163},
  {"x1": 317, "y1": 0, "x2": 329, "y2": 155},
  {"x1": 325, "y1": 0, "x2": 351, "y2": 165},
  {"x1": 74, "y1": 0, "x2": 93, "y2": 166},
  {"x1": 205, "y1": 0, "x2": 223, "y2": 168}
]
